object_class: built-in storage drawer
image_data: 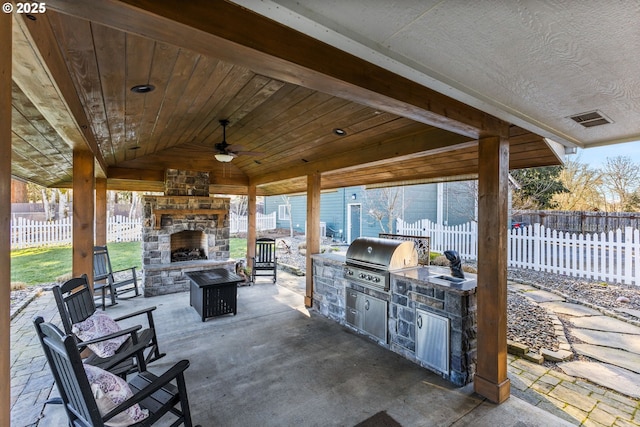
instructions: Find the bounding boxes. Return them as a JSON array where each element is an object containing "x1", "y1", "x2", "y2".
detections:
[
  {"x1": 415, "y1": 309, "x2": 450, "y2": 375},
  {"x1": 346, "y1": 289, "x2": 388, "y2": 343}
]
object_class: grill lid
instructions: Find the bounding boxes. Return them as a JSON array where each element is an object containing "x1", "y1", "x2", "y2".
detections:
[{"x1": 345, "y1": 237, "x2": 418, "y2": 271}]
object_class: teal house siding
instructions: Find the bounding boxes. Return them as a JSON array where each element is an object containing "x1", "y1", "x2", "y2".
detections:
[{"x1": 263, "y1": 182, "x2": 477, "y2": 242}]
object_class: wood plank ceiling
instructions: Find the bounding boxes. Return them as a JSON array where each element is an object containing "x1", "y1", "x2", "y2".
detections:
[{"x1": 10, "y1": 5, "x2": 562, "y2": 196}]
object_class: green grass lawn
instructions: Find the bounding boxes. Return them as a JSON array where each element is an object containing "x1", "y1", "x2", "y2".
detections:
[{"x1": 11, "y1": 238, "x2": 248, "y2": 286}]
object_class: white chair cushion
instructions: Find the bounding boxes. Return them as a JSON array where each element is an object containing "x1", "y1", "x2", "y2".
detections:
[
  {"x1": 72, "y1": 311, "x2": 128, "y2": 358},
  {"x1": 84, "y1": 364, "x2": 149, "y2": 426}
]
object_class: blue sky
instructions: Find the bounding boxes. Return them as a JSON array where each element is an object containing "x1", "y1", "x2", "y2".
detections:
[{"x1": 567, "y1": 140, "x2": 640, "y2": 169}]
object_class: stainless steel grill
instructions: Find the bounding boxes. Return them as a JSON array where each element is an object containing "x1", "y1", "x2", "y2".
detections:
[{"x1": 343, "y1": 237, "x2": 418, "y2": 291}]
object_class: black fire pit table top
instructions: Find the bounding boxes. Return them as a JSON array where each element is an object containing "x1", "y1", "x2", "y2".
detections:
[
  {"x1": 186, "y1": 268, "x2": 244, "y2": 321},
  {"x1": 186, "y1": 269, "x2": 243, "y2": 287}
]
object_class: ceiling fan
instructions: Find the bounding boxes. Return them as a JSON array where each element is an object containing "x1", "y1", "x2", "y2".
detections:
[{"x1": 214, "y1": 119, "x2": 261, "y2": 162}]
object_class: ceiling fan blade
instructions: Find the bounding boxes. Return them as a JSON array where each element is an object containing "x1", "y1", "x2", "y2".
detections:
[{"x1": 232, "y1": 150, "x2": 263, "y2": 156}]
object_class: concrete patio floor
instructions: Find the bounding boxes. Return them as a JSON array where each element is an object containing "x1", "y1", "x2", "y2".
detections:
[{"x1": 21, "y1": 272, "x2": 580, "y2": 427}]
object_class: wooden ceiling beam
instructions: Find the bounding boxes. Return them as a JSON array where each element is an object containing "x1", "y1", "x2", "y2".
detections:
[
  {"x1": 251, "y1": 128, "x2": 475, "y2": 186},
  {"x1": 11, "y1": 13, "x2": 108, "y2": 176},
  {"x1": 107, "y1": 167, "x2": 164, "y2": 182},
  {"x1": 45, "y1": 0, "x2": 500, "y2": 139}
]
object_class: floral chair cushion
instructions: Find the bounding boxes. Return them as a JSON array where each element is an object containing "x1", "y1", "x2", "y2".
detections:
[
  {"x1": 84, "y1": 364, "x2": 149, "y2": 426},
  {"x1": 72, "y1": 311, "x2": 128, "y2": 358}
]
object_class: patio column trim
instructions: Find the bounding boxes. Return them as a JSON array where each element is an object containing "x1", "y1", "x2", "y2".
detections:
[
  {"x1": 73, "y1": 150, "x2": 95, "y2": 286},
  {"x1": 1, "y1": 11, "x2": 11, "y2": 427},
  {"x1": 474, "y1": 133, "x2": 511, "y2": 403},
  {"x1": 305, "y1": 172, "x2": 321, "y2": 307},
  {"x1": 95, "y1": 177, "x2": 107, "y2": 247},
  {"x1": 247, "y1": 184, "x2": 257, "y2": 272}
]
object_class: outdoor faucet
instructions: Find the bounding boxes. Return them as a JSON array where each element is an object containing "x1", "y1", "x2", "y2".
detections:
[{"x1": 444, "y1": 250, "x2": 465, "y2": 279}]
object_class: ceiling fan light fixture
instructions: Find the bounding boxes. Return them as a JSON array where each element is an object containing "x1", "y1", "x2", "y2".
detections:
[
  {"x1": 215, "y1": 153, "x2": 234, "y2": 163},
  {"x1": 333, "y1": 128, "x2": 347, "y2": 136}
]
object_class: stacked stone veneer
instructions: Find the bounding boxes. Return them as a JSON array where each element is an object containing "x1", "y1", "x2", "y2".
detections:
[
  {"x1": 389, "y1": 271, "x2": 477, "y2": 386},
  {"x1": 164, "y1": 169, "x2": 210, "y2": 196},
  {"x1": 311, "y1": 253, "x2": 477, "y2": 387},
  {"x1": 140, "y1": 169, "x2": 233, "y2": 297},
  {"x1": 311, "y1": 254, "x2": 348, "y2": 323}
]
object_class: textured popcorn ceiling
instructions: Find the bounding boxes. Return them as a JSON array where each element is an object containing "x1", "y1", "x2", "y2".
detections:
[{"x1": 235, "y1": 0, "x2": 640, "y2": 149}]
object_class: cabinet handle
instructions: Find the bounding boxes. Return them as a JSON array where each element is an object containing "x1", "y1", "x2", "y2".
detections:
[
  {"x1": 417, "y1": 315, "x2": 423, "y2": 329},
  {"x1": 364, "y1": 300, "x2": 370, "y2": 311}
]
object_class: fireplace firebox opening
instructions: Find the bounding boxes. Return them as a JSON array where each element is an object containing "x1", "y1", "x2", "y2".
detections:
[{"x1": 170, "y1": 230, "x2": 207, "y2": 262}]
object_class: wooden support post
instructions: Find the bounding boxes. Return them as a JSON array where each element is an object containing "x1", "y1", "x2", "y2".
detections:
[
  {"x1": 247, "y1": 184, "x2": 257, "y2": 271},
  {"x1": 474, "y1": 134, "x2": 511, "y2": 403},
  {"x1": 73, "y1": 150, "x2": 95, "y2": 286},
  {"x1": 95, "y1": 177, "x2": 107, "y2": 247},
  {"x1": 305, "y1": 173, "x2": 321, "y2": 307},
  {"x1": 0, "y1": 12, "x2": 11, "y2": 427}
]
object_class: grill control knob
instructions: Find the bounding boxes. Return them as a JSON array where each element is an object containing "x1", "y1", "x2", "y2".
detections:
[
  {"x1": 373, "y1": 277, "x2": 380, "y2": 282},
  {"x1": 347, "y1": 270, "x2": 353, "y2": 276},
  {"x1": 359, "y1": 273, "x2": 366, "y2": 279},
  {"x1": 366, "y1": 275, "x2": 372, "y2": 280}
]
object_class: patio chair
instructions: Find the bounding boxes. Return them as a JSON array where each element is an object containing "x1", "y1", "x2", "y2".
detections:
[
  {"x1": 251, "y1": 237, "x2": 277, "y2": 283},
  {"x1": 34, "y1": 317, "x2": 198, "y2": 427},
  {"x1": 93, "y1": 245, "x2": 140, "y2": 309},
  {"x1": 53, "y1": 275, "x2": 165, "y2": 376}
]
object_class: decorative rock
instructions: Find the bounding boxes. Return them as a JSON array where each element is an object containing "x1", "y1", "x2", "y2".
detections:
[
  {"x1": 523, "y1": 352, "x2": 544, "y2": 364},
  {"x1": 507, "y1": 340, "x2": 529, "y2": 355},
  {"x1": 541, "y1": 348, "x2": 573, "y2": 362},
  {"x1": 617, "y1": 296, "x2": 631, "y2": 303}
]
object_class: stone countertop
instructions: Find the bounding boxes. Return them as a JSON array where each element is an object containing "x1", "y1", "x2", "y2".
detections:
[
  {"x1": 312, "y1": 253, "x2": 476, "y2": 294},
  {"x1": 311, "y1": 252, "x2": 345, "y2": 264},
  {"x1": 392, "y1": 266, "x2": 477, "y2": 295}
]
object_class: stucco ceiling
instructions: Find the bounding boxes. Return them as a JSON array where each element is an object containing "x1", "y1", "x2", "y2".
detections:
[{"x1": 236, "y1": 0, "x2": 640, "y2": 149}]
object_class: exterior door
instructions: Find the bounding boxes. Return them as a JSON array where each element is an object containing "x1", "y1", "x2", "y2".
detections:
[{"x1": 348, "y1": 203, "x2": 361, "y2": 242}]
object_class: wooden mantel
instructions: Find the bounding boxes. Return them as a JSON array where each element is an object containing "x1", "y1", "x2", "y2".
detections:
[{"x1": 152, "y1": 209, "x2": 227, "y2": 229}]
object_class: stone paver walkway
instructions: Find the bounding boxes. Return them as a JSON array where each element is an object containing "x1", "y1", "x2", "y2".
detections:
[
  {"x1": 510, "y1": 282, "x2": 640, "y2": 425},
  {"x1": 10, "y1": 290, "x2": 59, "y2": 427}
]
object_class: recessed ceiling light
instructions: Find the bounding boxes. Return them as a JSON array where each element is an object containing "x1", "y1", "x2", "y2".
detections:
[
  {"x1": 333, "y1": 128, "x2": 346, "y2": 136},
  {"x1": 130, "y1": 84, "x2": 155, "y2": 93}
]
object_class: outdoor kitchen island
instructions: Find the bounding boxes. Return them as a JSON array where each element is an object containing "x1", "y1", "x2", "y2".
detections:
[{"x1": 312, "y1": 252, "x2": 477, "y2": 386}]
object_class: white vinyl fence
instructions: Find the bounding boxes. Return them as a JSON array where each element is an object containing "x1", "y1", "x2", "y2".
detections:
[
  {"x1": 11, "y1": 215, "x2": 141, "y2": 249},
  {"x1": 397, "y1": 218, "x2": 640, "y2": 285},
  {"x1": 229, "y1": 212, "x2": 276, "y2": 234}
]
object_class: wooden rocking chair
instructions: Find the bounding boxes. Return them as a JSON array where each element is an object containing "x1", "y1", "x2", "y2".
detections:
[
  {"x1": 251, "y1": 238, "x2": 277, "y2": 283},
  {"x1": 34, "y1": 317, "x2": 198, "y2": 427},
  {"x1": 53, "y1": 275, "x2": 165, "y2": 376},
  {"x1": 94, "y1": 245, "x2": 140, "y2": 309}
]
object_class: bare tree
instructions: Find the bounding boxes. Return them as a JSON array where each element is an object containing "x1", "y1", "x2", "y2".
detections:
[
  {"x1": 552, "y1": 160, "x2": 605, "y2": 210},
  {"x1": 281, "y1": 195, "x2": 294, "y2": 237},
  {"x1": 446, "y1": 181, "x2": 478, "y2": 223},
  {"x1": 601, "y1": 156, "x2": 640, "y2": 211},
  {"x1": 363, "y1": 186, "x2": 405, "y2": 233},
  {"x1": 230, "y1": 195, "x2": 248, "y2": 217}
]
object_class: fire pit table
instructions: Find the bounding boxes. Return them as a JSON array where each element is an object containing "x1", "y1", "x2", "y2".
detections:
[{"x1": 186, "y1": 269, "x2": 243, "y2": 321}]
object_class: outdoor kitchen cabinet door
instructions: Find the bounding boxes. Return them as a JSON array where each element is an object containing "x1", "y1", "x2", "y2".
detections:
[
  {"x1": 362, "y1": 295, "x2": 387, "y2": 343},
  {"x1": 415, "y1": 309, "x2": 450, "y2": 375},
  {"x1": 346, "y1": 290, "x2": 387, "y2": 343}
]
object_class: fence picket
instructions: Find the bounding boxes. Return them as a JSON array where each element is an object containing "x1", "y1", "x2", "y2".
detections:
[{"x1": 397, "y1": 218, "x2": 639, "y2": 286}]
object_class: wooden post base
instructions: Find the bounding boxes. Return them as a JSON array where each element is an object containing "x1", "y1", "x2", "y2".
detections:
[
  {"x1": 474, "y1": 374, "x2": 511, "y2": 404},
  {"x1": 304, "y1": 295, "x2": 313, "y2": 307}
]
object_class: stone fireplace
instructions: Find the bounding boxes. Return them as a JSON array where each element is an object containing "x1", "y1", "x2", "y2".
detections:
[{"x1": 141, "y1": 169, "x2": 235, "y2": 296}]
